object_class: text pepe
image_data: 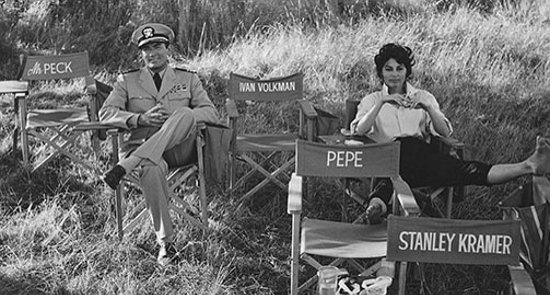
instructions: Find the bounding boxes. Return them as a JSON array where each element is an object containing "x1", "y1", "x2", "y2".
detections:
[{"x1": 326, "y1": 150, "x2": 363, "y2": 167}]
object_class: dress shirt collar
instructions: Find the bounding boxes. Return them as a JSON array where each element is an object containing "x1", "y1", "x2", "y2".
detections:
[{"x1": 149, "y1": 67, "x2": 167, "y2": 80}]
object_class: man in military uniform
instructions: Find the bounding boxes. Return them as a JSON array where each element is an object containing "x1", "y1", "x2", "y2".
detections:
[{"x1": 100, "y1": 23, "x2": 219, "y2": 266}]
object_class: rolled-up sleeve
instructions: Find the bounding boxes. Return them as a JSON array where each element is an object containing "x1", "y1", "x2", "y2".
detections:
[
  {"x1": 350, "y1": 94, "x2": 376, "y2": 135},
  {"x1": 424, "y1": 93, "x2": 453, "y2": 137}
]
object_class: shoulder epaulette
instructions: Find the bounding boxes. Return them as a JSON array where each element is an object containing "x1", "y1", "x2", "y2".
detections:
[
  {"x1": 175, "y1": 67, "x2": 196, "y2": 74},
  {"x1": 122, "y1": 68, "x2": 139, "y2": 74}
]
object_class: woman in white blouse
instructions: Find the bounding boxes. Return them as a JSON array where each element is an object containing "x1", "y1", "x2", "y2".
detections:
[{"x1": 351, "y1": 43, "x2": 550, "y2": 223}]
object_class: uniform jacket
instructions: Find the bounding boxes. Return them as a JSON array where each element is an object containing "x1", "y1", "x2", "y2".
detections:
[{"x1": 99, "y1": 66, "x2": 219, "y2": 143}]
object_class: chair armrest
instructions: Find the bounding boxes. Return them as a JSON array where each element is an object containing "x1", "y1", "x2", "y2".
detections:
[
  {"x1": 430, "y1": 135, "x2": 465, "y2": 158},
  {"x1": 287, "y1": 173, "x2": 303, "y2": 214},
  {"x1": 85, "y1": 76, "x2": 97, "y2": 95},
  {"x1": 0, "y1": 80, "x2": 28, "y2": 94},
  {"x1": 73, "y1": 122, "x2": 119, "y2": 131},
  {"x1": 196, "y1": 122, "x2": 207, "y2": 130},
  {"x1": 508, "y1": 264, "x2": 537, "y2": 294},
  {"x1": 297, "y1": 100, "x2": 318, "y2": 119},
  {"x1": 391, "y1": 176, "x2": 421, "y2": 217},
  {"x1": 225, "y1": 98, "x2": 239, "y2": 118}
]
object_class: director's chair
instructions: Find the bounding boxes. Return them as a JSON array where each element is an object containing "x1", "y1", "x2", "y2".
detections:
[
  {"x1": 226, "y1": 72, "x2": 317, "y2": 203},
  {"x1": 109, "y1": 124, "x2": 210, "y2": 241},
  {"x1": 288, "y1": 139, "x2": 421, "y2": 294},
  {"x1": 14, "y1": 51, "x2": 105, "y2": 173}
]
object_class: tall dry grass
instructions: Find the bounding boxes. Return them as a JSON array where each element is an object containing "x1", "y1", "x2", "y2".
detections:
[{"x1": 1, "y1": 0, "x2": 550, "y2": 294}]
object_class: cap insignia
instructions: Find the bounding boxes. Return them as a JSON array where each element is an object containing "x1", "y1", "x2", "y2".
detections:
[{"x1": 142, "y1": 27, "x2": 154, "y2": 39}]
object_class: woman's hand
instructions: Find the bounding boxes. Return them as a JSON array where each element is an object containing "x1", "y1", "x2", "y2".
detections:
[
  {"x1": 138, "y1": 104, "x2": 170, "y2": 127},
  {"x1": 379, "y1": 93, "x2": 409, "y2": 107},
  {"x1": 404, "y1": 92, "x2": 433, "y2": 110}
]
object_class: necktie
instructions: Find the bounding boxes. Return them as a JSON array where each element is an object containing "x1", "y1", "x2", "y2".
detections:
[{"x1": 153, "y1": 73, "x2": 162, "y2": 91}]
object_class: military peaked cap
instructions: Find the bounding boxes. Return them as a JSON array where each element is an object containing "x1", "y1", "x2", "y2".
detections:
[{"x1": 131, "y1": 23, "x2": 175, "y2": 48}]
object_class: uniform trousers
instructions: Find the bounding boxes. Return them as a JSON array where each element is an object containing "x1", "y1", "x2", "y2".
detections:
[
  {"x1": 371, "y1": 137, "x2": 492, "y2": 205},
  {"x1": 123, "y1": 107, "x2": 197, "y2": 245}
]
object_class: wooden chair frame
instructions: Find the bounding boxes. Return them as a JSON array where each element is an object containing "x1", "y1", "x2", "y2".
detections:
[{"x1": 0, "y1": 80, "x2": 29, "y2": 157}]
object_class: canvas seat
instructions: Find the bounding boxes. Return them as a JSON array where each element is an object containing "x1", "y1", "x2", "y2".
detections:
[
  {"x1": 288, "y1": 139, "x2": 421, "y2": 294},
  {"x1": 13, "y1": 51, "x2": 109, "y2": 173},
  {"x1": 226, "y1": 72, "x2": 317, "y2": 203}
]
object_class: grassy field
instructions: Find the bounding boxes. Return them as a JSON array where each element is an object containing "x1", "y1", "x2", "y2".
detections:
[{"x1": 1, "y1": 1, "x2": 550, "y2": 294}]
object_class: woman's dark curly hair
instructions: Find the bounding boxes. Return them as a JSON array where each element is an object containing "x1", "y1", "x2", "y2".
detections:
[{"x1": 374, "y1": 43, "x2": 415, "y2": 80}]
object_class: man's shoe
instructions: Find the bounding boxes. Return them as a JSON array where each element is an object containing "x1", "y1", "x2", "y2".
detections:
[
  {"x1": 157, "y1": 243, "x2": 180, "y2": 266},
  {"x1": 365, "y1": 197, "x2": 387, "y2": 225},
  {"x1": 103, "y1": 165, "x2": 126, "y2": 190}
]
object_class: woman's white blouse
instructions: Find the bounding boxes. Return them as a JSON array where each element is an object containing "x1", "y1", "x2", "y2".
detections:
[{"x1": 350, "y1": 83, "x2": 453, "y2": 143}]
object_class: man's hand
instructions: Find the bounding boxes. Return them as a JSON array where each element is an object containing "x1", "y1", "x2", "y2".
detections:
[{"x1": 138, "y1": 104, "x2": 169, "y2": 127}]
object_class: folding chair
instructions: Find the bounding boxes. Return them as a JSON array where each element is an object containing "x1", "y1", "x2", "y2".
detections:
[
  {"x1": 108, "y1": 124, "x2": 210, "y2": 241},
  {"x1": 226, "y1": 72, "x2": 317, "y2": 203},
  {"x1": 339, "y1": 98, "x2": 467, "y2": 218},
  {"x1": 387, "y1": 215, "x2": 536, "y2": 295},
  {"x1": 500, "y1": 175, "x2": 550, "y2": 294},
  {"x1": 0, "y1": 80, "x2": 29, "y2": 157},
  {"x1": 14, "y1": 51, "x2": 105, "y2": 173},
  {"x1": 288, "y1": 139, "x2": 421, "y2": 294}
]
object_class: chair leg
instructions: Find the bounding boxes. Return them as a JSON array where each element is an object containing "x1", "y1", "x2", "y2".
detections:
[
  {"x1": 115, "y1": 184, "x2": 124, "y2": 241},
  {"x1": 397, "y1": 262, "x2": 408, "y2": 295},
  {"x1": 229, "y1": 153, "x2": 236, "y2": 192},
  {"x1": 290, "y1": 213, "x2": 301, "y2": 295},
  {"x1": 196, "y1": 134, "x2": 209, "y2": 229},
  {"x1": 21, "y1": 128, "x2": 29, "y2": 166},
  {"x1": 446, "y1": 187, "x2": 453, "y2": 218}
]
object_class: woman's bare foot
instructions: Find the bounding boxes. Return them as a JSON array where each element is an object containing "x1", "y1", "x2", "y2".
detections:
[{"x1": 527, "y1": 136, "x2": 550, "y2": 175}]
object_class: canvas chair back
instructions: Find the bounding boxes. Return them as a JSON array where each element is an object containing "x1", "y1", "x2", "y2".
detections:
[
  {"x1": 20, "y1": 52, "x2": 94, "y2": 82},
  {"x1": 229, "y1": 72, "x2": 303, "y2": 101},
  {"x1": 295, "y1": 139, "x2": 400, "y2": 179}
]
